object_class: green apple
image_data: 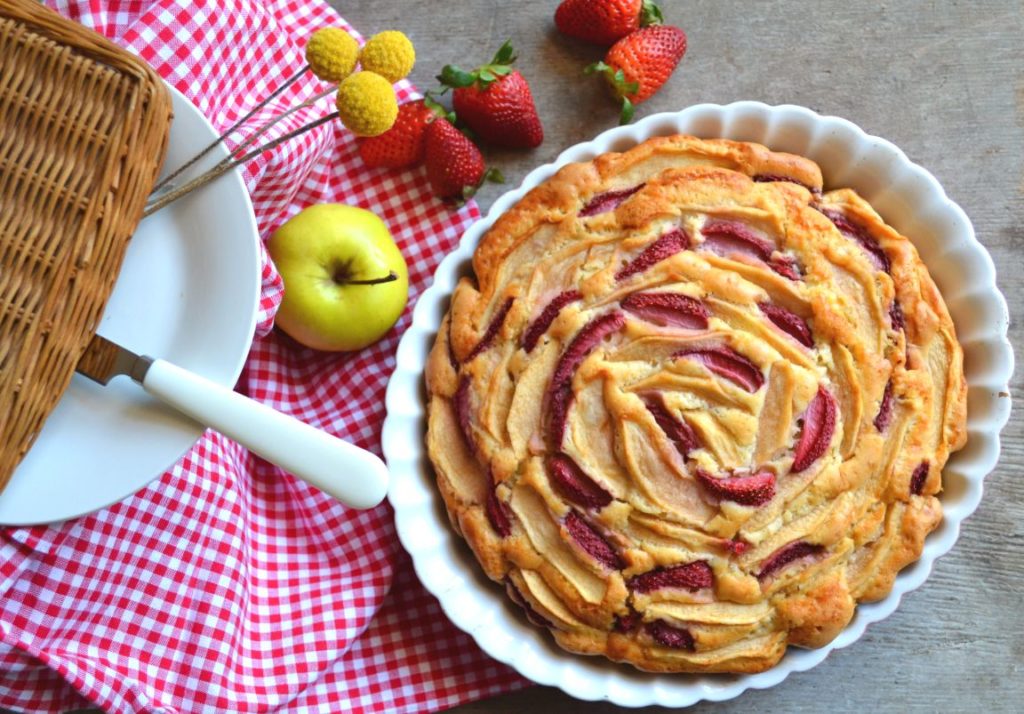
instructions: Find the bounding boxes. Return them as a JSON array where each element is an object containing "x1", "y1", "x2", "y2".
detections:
[{"x1": 268, "y1": 203, "x2": 409, "y2": 351}]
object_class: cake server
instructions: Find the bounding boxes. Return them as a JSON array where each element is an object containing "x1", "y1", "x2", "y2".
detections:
[{"x1": 75, "y1": 333, "x2": 388, "y2": 509}]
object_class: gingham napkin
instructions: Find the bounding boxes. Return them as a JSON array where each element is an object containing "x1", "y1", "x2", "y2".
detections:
[{"x1": 0, "y1": 0, "x2": 529, "y2": 711}]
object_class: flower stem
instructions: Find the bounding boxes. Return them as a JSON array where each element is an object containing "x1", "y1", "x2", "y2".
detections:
[
  {"x1": 153, "y1": 65, "x2": 310, "y2": 192},
  {"x1": 142, "y1": 111, "x2": 340, "y2": 217},
  {"x1": 228, "y1": 86, "x2": 336, "y2": 160}
]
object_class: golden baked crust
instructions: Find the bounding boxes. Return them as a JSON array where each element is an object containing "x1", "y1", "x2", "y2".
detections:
[{"x1": 425, "y1": 135, "x2": 966, "y2": 674}]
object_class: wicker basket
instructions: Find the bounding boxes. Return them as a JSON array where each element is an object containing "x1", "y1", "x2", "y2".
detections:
[{"x1": 0, "y1": 0, "x2": 172, "y2": 494}]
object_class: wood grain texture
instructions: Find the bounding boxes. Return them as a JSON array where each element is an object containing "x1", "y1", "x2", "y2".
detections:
[{"x1": 338, "y1": 0, "x2": 1023, "y2": 711}]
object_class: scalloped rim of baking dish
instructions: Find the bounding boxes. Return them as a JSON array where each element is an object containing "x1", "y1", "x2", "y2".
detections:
[{"x1": 382, "y1": 102, "x2": 1013, "y2": 708}]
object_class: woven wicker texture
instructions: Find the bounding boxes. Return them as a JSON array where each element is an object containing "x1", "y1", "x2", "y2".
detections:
[{"x1": 0, "y1": 0, "x2": 171, "y2": 493}]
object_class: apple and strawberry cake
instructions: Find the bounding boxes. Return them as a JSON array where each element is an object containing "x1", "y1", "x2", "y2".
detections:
[{"x1": 424, "y1": 135, "x2": 966, "y2": 673}]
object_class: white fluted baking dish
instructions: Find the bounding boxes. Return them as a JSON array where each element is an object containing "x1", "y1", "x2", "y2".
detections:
[{"x1": 382, "y1": 102, "x2": 1013, "y2": 707}]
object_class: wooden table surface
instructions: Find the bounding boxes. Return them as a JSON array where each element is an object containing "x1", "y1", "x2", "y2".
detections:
[{"x1": 340, "y1": 1, "x2": 1023, "y2": 712}]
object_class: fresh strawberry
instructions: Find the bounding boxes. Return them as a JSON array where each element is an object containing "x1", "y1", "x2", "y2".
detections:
[
  {"x1": 555, "y1": 0, "x2": 663, "y2": 46},
  {"x1": 357, "y1": 97, "x2": 449, "y2": 169},
  {"x1": 423, "y1": 118, "x2": 502, "y2": 202},
  {"x1": 438, "y1": 41, "x2": 544, "y2": 149},
  {"x1": 586, "y1": 25, "x2": 687, "y2": 124}
]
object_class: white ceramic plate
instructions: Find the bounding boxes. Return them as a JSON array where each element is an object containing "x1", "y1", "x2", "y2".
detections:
[
  {"x1": 382, "y1": 102, "x2": 1013, "y2": 707},
  {"x1": 0, "y1": 85, "x2": 261, "y2": 526}
]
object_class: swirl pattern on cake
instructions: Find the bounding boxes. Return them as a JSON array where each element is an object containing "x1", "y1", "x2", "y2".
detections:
[{"x1": 425, "y1": 135, "x2": 966, "y2": 673}]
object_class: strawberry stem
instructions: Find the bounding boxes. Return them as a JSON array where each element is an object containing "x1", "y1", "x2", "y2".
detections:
[
  {"x1": 423, "y1": 92, "x2": 456, "y2": 123},
  {"x1": 438, "y1": 65, "x2": 476, "y2": 88}
]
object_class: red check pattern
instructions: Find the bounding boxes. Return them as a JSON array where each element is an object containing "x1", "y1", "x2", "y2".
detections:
[{"x1": 0, "y1": 1, "x2": 529, "y2": 711}]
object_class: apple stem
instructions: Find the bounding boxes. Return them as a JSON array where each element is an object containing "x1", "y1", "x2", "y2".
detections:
[{"x1": 339, "y1": 271, "x2": 398, "y2": 286}]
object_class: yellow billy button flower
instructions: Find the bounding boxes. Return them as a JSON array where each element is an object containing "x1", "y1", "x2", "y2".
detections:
[
  {"x1": 306, "y1": 27, "x2": 359, "y2": 83},
  {"x1": 336, "y1": 71, "x2": 399, "y2": 137},
  {"x1": 359, "y1": 30, "x2": 416, "y2": 83}
]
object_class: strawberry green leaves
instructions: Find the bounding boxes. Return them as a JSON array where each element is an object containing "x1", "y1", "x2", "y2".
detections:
[
  {"x1": 438, "y1": 39, "x2": 517, "y2": 90},
  {"x1": 584, "y1": 61, "x2": 639, "y2": 124},
  {"x1": 640, "y1": 0, "x2": 664, "y2": 26}
]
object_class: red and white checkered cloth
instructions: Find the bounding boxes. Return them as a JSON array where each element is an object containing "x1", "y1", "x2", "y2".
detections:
[{"x1": 0, "y1": 0, "x2": 530, "y2": 711}]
